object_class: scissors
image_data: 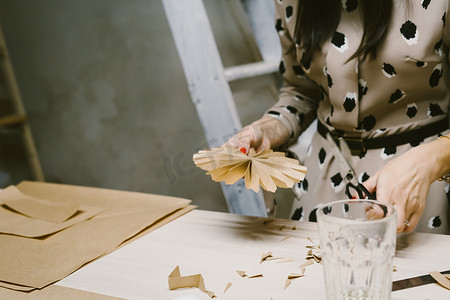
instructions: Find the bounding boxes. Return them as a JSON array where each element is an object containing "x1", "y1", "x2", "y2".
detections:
[{"x1": 326, "y1": 132, "x2": 376, "y2": 200}]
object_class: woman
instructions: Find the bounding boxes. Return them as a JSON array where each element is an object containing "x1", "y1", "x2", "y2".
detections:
[{"x1": 227, "y1": 0, "x2": 450, "y2": 233}]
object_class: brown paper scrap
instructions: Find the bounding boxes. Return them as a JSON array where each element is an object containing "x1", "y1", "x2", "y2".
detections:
[
  {"x1": 299, "y1": 260, "x2": 314, "y2": 268},
  {"x1": 168, "y1": 266, "x2": 215, "y2": 298},
  {"x1": 248, "y1": 274, "x2": 263, "y2": 278},
  {"x1": 0, "y1": 186, "x2": 80, "y2": 223},
  {"x1": 236, "y1": 270, "x2": 247, "y2": 278},
  {"x1": 193, "y1": 146, "x2": 307, "y2": 192},
  {"x1": 281, "y1": 235, "x2": 290, "y2": 241},
  {"x1": 288, "y1": 268, "x2": 306, "y2": 279},
  {"x1": 429, "y1": 271, "x2": 450, "y2": 290},
  {"x1": 260, "y1": 251, "x2": 273, "y2": 263},
  {"x1": 312, "y1": 254, "x2": 321, "y2": 263},
  {"x1": 224, "y1": 282, "x2": 232, "y2": 294},
  {"x1": 275, "y1": 257, "x2": 294, "y2": 264},
  {"x1": 288, "y1": 273, "x2": 305, "y2": 280},
  {"x1": 307, "y1": 237, "x2": 316, "y2": 244},
  {"x1": 260, "y1": 251, "x2": 284, "y2": 263},
  {"x1": 284, "y1": 279, "x2": 292, "y2": 290},
  {"x1": 284, "y1": 269, "x2": 306, "y2": 290},
  {"x1": 265, "y1": 256, "x2": 284, "y2": 261},
  {"x1": 305, "y1": 237, "x2": 321, "y2": 263},
  {"x1": 236, "y1": 271, "x2": 263, "y2": 278}
]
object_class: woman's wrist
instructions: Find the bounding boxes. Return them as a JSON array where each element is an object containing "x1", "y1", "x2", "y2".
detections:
[
  {"x1": 255, "y1": 115, "x2": 291, "y2": 149},
  {"x1": 435, "y1": 134, "x2": 450, "y2": 182},
  {"x1": 423, "y1": 134, "x2": 450, "y2": 182}
]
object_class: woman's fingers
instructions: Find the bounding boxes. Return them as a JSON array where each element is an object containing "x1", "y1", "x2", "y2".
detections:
[
  {"x1": 403, "y1": 212, "x2": 421, "y2": 233},
  {"x1": 224, "y1": 117, "x2": 290, "y2": 153},
  {"x1": 363, "y1": 171, "x2": 408, "y2": 232},
  {"x1": 224, "y1": 125, "x2": 259, "y2": 151}
]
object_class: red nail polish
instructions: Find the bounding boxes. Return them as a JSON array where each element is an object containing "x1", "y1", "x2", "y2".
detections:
[
  {"x1": 351, "y1": 195, "x2": 357, "y2": 199},
  {"x1": 240, "y1": 147, "x2": 247, "y2": 154}
]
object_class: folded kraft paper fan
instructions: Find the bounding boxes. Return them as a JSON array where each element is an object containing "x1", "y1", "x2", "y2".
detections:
[{"x1": 193, "y1": 146, "x2": 307, "y2": 193}]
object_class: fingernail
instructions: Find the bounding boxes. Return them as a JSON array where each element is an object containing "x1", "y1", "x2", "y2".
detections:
[{"x1": 239, "y1": 147, "x2": 247, "y2": 154}]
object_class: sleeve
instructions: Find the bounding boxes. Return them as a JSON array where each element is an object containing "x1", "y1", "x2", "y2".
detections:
[{"x1": 264, "y1": 0, "x2": 322, "y2": 147}]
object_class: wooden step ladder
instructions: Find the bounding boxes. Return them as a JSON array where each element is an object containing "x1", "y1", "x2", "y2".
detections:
[{"x1": 0, "y1": 25, "x2": 45, "y2": 182}]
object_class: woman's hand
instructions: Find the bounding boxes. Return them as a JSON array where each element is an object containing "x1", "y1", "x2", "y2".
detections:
[
  {"x1": 224, "y1": 116, "x2": 291, "y2": 154},
  {"x1": 363, "y1": 136, "x2": 450, "y2": 232}
]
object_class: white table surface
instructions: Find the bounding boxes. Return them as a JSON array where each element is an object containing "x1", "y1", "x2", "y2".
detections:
[{"x1": 57, "y1": 209, "x2": 450, "y2": 300}]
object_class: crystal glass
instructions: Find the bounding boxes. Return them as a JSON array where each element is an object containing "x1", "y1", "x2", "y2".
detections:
[{"x1": 317, "y1": 199, "x2": 397, "y2": 300}]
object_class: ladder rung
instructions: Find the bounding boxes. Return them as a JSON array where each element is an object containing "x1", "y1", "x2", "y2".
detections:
[
  {"x1": 224, "y1": 60, "x2": 279, "y2": 82},
  {"x1": 0, "y1": 114, "x2": 26, "y2": 127}
]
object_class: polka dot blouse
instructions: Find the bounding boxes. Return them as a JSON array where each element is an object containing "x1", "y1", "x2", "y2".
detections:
[{"x1": 265, "y1": 0, "x2": 450, "y2": 233}]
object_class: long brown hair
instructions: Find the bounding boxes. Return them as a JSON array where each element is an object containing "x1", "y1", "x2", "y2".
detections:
[{"x1": 294, "y1": 0, "x2": 393, "y2": 62}]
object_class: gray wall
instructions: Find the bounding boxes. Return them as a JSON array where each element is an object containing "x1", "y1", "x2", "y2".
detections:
[{"x1": 0, "y1": 0, "x2": 293, "y2": 217}]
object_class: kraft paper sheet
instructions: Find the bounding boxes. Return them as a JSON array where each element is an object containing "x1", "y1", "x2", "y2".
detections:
[
  {"x1": 0, "y1": 186, "x2": 105, "y2": 238},
  {"x1": 0, "y1": 186, "x2": 81, "y2": 222},
  {"x1": 0, "y1": 181, "x2": 192, "y2": 293},
  {"x1": 193, "y1": 146, "x2": 307, "y2": 192}
]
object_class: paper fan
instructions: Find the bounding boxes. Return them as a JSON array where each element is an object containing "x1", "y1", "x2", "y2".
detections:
[{"x1": 193, "y1": 146, "x2": 307, "y2": 193}]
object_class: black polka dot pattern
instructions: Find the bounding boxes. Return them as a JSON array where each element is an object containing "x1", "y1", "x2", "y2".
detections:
[
  {"x1": 343, "y1": 93, "x2": 357, "y2": 112},
  {"x1": 331, "y1": 32, "x2": 348, "y2": 52},
  {"x1": 302, "y1": 178, "x2": 309, "y2": 191},
  {"x1": 267, "y1": 110, "x2": 280, "y2": 117},
  {"x1": 406, "y1": 103, "x2": 418, "y2": 118},
  {"x1": 330, "y1": 173, "x2": 344, "y2": 193},
  {"x1": 293, "y1": 65, "x2": 304, "y2": 76},
  {"x1": 323, "y1": 205, "x2": 332, "y2": 215},
  {"x1": 291, "y1": 207, "x2": 303, "y2": 220},
  {"x1": 344, "y1": 203, "x2": 349, "y2": 213},
  {"x1": 382, "y1": 63, "x2": 396, "y2": 78},
  {"x1": 360, "y1": 172, "x2": 370, "y2": 182},
  {"x1": 422, "y1": 0, "x2": 431, "y2": 9},
  {"x1": 429, "y1": 64, "x2": 443, "y2": 87},
  {"x1": 293, "y1": 94, "x2": 303, "y2": 101},
  {"x1": 318, "y1": 148, "x2": 326, "y2": 164},
  {"x1": 285, "y1": 6, "x2": 293, "y2": 21},
  {"x1": 434, "y1": 39, "x2": 443, "y2": 55},
  {"x1": 381, "y1": 146, "x2": 397, "y2": 159},
  {"x1": 343, "y1": 0, "x2": 358, "y2": 12},
  {"x1": 400, "y1": 20, "x2": 418, "y2": 45},
  {"x1": 279, "y1": 60, "x2": 286, "y2": 75},
  {"x1": 410, "y1": 138, "x2": 423, "y2": 147},
  {"x1": 358, "y1": 79, "x2": 368, "y2": 101},
  {"x1": 300, "y1": 52, "x2": 311, "y2": 72},
  {"x1": 325, "y1": 67, "x2": 333, "y2": 88},
  {"x1": 388, "y1": 89, "x2": 406, "y2": 104},
  {"x1": 428, "y1": 216, "x2": 442, "y2": 228},
  {"x1": 285, "y1": 105, "x2": 297, "y2": 114},
  {"x1": 357, "y1": 115, "x2": 376, "y2": 131},
  {"x1": 308, "y1": 208, "x2": 318, "y2": 222},
  {"x1": 275, "y1": 19, "x2": 283, "y2": 34},
  {"x1": 416, "y1": 61, "x2": 427, "y2": 67},
  {"x1": 428, "y1": 103, "x2": 444, "y2": 117}
]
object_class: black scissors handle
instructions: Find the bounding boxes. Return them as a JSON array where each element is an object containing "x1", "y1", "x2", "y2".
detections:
[{"x1": 345, "y1": 182, "x2": 376, "y2": 200}]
